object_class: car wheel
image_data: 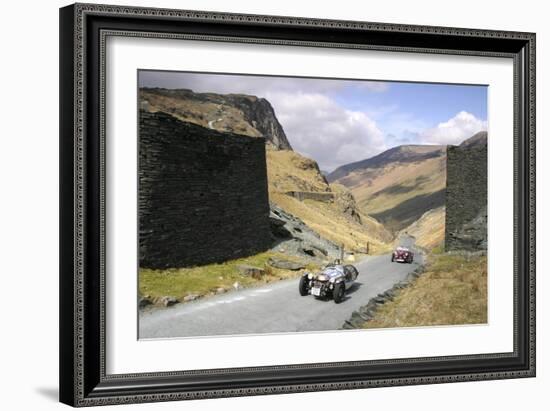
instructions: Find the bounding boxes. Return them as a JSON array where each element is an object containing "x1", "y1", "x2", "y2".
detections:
[
  {"x1": 391, "y1": 255, "x2": 395, "y2": 262},
  {"x1": 344, "y1": 265, "x2": 359, "y2": 280},
  {"x1": 333, "y1": 282, "x2": 345, "y2": 304},
  {"x1": 299, "y1": 276, "x2": 309, "y2": 296}
]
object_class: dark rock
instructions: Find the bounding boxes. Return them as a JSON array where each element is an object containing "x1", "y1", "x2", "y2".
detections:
[
  {"x1": 268, "y1": 203, "x2": 341, "y2": 261},
  {"x1": 183, "y1": 294, "x2": 199, "y2": 302},
  {"x1": 160, "y1": 296, "x2": 179, "y2": 307},
  {"x1": 342, "y1": 321, "x2": 356, "y2": 330},
  {"x1": 269, "y1": 217, "x2": 292, "y2": 238},
  {"x1": 445, "y1": 134, "x2": 487, "y2": 252},
  {"x1": 139, "y1": 297, "x2": 152, "y2": 309},
  {"x1": 383, "y1": 290, "x2": 395, "y2": 298}
]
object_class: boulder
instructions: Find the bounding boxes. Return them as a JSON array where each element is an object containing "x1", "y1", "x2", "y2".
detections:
[
  {"x1": 269, "y1": 216, "x2": 292, "y2": 238},
  {"x1": 301, "y1": 244, "x2": 328, "y2": 257},
  {"x1": 236, "y1": 265, "x2": 265, "y2": 279},
  {"x1": 267, "y1": 257, "x2": 305, "y2": 271},
  {"x1": 160, "y1": 296, "x2": 179, "y2": 307},
  {"x1": 374, "y1": 296, "x2": 386, "y2": 304},
  {"x1": 183, "y1": 294, "x2": 199, "y2": 302},
  {"x1": 139, "y1": 297, "x2": 152, "y2": 309}
]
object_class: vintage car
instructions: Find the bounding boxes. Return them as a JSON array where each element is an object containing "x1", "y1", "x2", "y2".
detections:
[
  {"x1": 391, "y1": 246, "x2": 414, "y2": 263},
  {"x1": 298, "y1": 261, "x2": 359, "y2": 303}
]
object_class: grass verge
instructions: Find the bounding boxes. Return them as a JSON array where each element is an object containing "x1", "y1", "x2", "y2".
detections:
[
  {"x1": 139, "y1": 251, "x2": 320, "y2": 305},
  {"x1": 363, "y1": 252, "x2": 487, "y2": 328}
]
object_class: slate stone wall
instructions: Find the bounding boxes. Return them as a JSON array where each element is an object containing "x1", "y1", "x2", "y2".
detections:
[
  {"x1": 285, "y1": 191, "x2": 335, "y2": 203},
  {"x1": 139, "y1": 111, "x2": 271, "y2": 269},
  {"x1": 445, "y1": 143, "x2": 488, "y2": 251}
]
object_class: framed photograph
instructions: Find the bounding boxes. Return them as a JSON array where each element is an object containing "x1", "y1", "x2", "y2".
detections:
[{"x1": 59, "y1": 3, "x2": 535, "y2": 407}]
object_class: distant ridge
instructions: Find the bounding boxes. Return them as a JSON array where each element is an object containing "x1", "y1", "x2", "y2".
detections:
[
  {"x1": 458, "y1": 131, "x2": 488, "y2": 149},
  {"x1": 327, "y1": 144, "x2": 446, "y2": 183}
]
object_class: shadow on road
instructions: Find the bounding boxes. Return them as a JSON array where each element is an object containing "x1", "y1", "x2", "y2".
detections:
[{"x1": 312, "y1": 281, "x2": 364, "y2": 303}]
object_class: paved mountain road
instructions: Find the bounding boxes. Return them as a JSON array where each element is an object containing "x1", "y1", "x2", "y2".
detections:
[{"x1": 140, "y1": 244, "x2": 422, "y2": 339}]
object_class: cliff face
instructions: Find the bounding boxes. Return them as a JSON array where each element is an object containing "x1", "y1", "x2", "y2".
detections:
[
  {"x1": 224, "y1": 94, "x2": 292, "y2": 150},
  {"x1": 445, "y1": 132, "x2": 488, "y2": 251},
  {"x1": 140, "y1": 87, "x2": 292, "y2": 150}
]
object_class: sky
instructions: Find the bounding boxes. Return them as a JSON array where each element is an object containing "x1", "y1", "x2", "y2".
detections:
[{"x1": 139, "y1": 70, "x2": 488, "y2": 172}]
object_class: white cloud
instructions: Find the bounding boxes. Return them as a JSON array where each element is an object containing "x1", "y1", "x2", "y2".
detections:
[
  {"x1": 357, "y1": 81, "x2": 390, "y2": 92},
  {"x1": 140, "y1": 71, "x2": 391, "y2": 171},
  {"x1": 265, "y1": 91, "x2": 386, "y2": 171},
  {"x1": 420, "y1": 111, "x2": 487, "y2": 145}
]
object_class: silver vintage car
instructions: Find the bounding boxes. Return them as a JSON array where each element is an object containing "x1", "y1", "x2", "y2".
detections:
[{"x1": 298, "y1": 261, "x2": 359, "y2": 303}]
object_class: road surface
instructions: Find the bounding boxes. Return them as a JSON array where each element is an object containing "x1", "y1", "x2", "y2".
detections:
[
  {"x1": 140, "y1": 243, "x2": 422, "y2": 339},
  {"x1": 207, "y1": 118, "x2": 222, "y2": 129}
]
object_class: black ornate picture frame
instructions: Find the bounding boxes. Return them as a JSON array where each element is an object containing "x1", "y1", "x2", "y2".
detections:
[{"x1": 59, "y1": 3, "x2": 535, "y2": 407}]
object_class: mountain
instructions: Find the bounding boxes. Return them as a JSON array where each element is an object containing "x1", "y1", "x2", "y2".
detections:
[
  {"x1": 327, "y1": 145, "x2": 446, "y2": 183},
  {"x1": 328, "y1": 145, "x2": 447, "y2": 232},
  {"x1": 140, "y1": 87, "x2": 292, "y2": 150},
  {"x1": 458, "y1": 131, "x2": 488, "y2": 149}
]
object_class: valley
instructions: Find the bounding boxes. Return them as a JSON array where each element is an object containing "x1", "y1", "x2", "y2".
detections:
[{"x1": 139, "y1": 87, "x2": 486, "y2": 311}]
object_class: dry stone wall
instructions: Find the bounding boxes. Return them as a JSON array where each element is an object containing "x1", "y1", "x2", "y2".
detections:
[
  {"x1": 445, "y1": 142, "x2": 488, "y2": 251},
  {"x1": 139, "y1": 111, "x2": 271, "y2": 268}
]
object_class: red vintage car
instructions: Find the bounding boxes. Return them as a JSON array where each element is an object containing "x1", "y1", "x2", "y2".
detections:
[{"x1": 391, "y1": 246, "x2": 414, "y2": 263}]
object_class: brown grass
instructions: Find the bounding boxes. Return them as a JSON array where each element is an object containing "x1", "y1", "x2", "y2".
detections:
[
  {"x1": 337, "y1": 156, "x2": 446, "y2": 224},
  {"x1": 266, "y1": 150, "x2": 330, "y2": 193},
  {"x1": 141, "y1": 89, "x2": 262, "y2": 137},
  {"x1": 363, "y1": 253, "x2": 487, "y2": 328},
  {"x1": 266, "y1": 150, "x2": 392, "y2": 253},
  {"x1": 270, "y1": 192, "x2": 392, "y2": 254},
  {"x1": 398, "y1": 206, "x2": 445, "y2": 250}
]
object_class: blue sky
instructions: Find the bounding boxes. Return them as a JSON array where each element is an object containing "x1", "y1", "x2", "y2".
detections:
[{"x1": 140, "y1": 71, "x2": 488, "y2": 171}]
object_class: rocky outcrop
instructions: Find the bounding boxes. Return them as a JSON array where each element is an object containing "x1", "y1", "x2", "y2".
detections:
[
  {"x1": 269, "y1": 203, "x2": 341, "y2": 261},
  {"x1": 140, "y1": 87, "x2": 292, "y2": 150},
  {"x1": 333, "y1": 186, "x2": 362, "y2": 224},
  {"x1": 445, "y1": 132, "x2": 487, "y2": 251},
  {"x1": 224, "y1": 94, "x2": 292, "y2": 150},
  {"x1": 447, "y1": 206, "x2": 488, "y2": 251},
  {"x1": 267, "y1": 258, "x2": 305, "y2": 270}
]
